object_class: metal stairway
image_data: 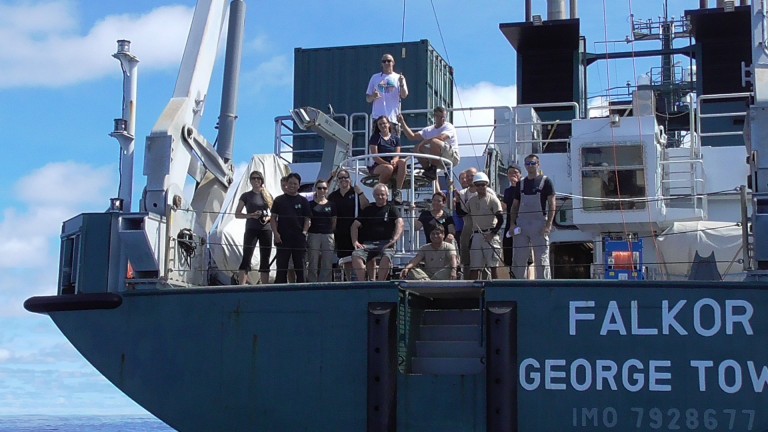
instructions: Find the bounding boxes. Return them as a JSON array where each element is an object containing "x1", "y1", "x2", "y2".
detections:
[{"x1": 410, "y1": 309, "x2": 485, "y2": 375}]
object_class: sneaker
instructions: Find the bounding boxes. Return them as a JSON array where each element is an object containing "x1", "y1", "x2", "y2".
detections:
[
  {"x1": 393, "y1": 189, "x2": 403, "y2": 205},
  {"x1": 423, "y1": 166, "x2": 437, "y2": 181}
]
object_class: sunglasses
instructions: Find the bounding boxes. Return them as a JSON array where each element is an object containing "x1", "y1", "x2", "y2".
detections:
[
  {"x1": 524, "y1": 161, "x2": 538, "y2": 166},
  {"x1": 381, "y1": 59, "x2": 393, "y2": 63},
  {"x1": 474, "y1": 183, "x2": 488, "y2": 187},
  {"x1": 316, "y1": 187, "x2": 327, "y2": 190},
  {"x1": 337, "y1": 176, "x2": 350, "y2": 180},
  {"x1": 250, "y1": 176, "x2": 262, "y2": 180}
]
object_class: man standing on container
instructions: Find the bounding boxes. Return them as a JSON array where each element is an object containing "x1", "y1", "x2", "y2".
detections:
[
  {"x1": 398, "y1": 106, "x2": 460, "y2": 181},
  {"x1": 509, "y1": 154, "x2": 556, "y2": 279},
  {"x1": 366, "y1": 53, "x2": 408, "y2": 133}
]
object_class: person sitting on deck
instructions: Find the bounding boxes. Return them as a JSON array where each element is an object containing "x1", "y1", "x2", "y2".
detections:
[
  {"x1": 400, "y1": 225, "x2": 458, "y2": 280},
  {"x1": 350, "y1": 183, "x2": 404, "y2": 281},
  {"x1": 398, "y1": 106, "x2": 459, "y2": 181}
]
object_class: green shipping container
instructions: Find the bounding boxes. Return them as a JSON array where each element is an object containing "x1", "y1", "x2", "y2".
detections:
[{"x1": 292, "y1": 39, "x2": 453, "y2": 162}]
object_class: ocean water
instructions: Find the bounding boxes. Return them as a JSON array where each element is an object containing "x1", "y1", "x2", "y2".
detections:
[{"x1": 0, "y1": 415, "x2": 175, "y2": 431}]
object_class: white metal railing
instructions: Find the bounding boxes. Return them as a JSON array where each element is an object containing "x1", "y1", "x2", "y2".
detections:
[
  {"x1": 514, "y1": 102, "x2": 579, "y2": 155},
  {"x1": 340, "y1": 152, "x2": 455, "y2": 255},
  {"x1": 273, "y1": 113, "x2": 359, "y2": 163},
  {"x1": 695, "y1": 92, "x2": 751, "y2": 158},
  {"x1": 400, "y1": 106, "x2": 515, "y2": 161},
  {"x1": 659, "y1": 158, "x2": 707, "y2": 214}
]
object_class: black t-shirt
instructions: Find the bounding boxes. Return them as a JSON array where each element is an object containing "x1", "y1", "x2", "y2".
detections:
[
  {"x1": 503, "y1": 184, "x2": 520, "y2": 229},
  {"x1": 418, "y1": 210, "x2": 454, "y2": 243},
  {"x1": 329, "y1": 188, "x2": 362, "y2": 234},
  {"x1": 357, "y1": 204, "x2": 400, "y2": 242},
  {"x1": 271, "y1": 194, "x2": 311, "y2": 236},
  {"x1": 514, "y1": 175, "x2": 555, "y2": 215},
  {"x1": 308, "y1": 200, "x2": 336, "y2": 234},
  {"x1": 368, "y1": 134, "x2": 400, "y2": 163},
  {"x1": 239, "y1": 191, "x2": 271, "y2": 231}
]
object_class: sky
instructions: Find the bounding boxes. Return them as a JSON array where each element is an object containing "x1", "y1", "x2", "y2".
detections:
[{"x1": 0, "y1": 0, "x2": 703, "y2": 418}]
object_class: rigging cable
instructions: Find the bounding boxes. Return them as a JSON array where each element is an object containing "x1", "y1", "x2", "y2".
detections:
[
  {"x1": 627, "y1": 0, "x2": 667, "y2": 278},
  {"x1": 428, "y1": 0, "x2": 480, "y2": 169},
  {"x1": 401, "y1": 0, "x2": 407, "y2": 44}
]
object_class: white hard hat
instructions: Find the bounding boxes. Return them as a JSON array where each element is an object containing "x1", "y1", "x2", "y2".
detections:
[{"x1": 473, "y1": 172, "x2": 490, "y2": 184}]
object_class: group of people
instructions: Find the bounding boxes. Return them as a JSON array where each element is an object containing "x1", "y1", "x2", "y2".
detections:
[
  {"x1": 233, "y1": 52, "x2": 557, "y2": 284},
  {"x1": 366, "y1": 53, "x2": 461, "y2": 202},
  {"x1": 450, "y1": 154, "x2": 557, "y2": 280},
  {"x1": 364, "y1": 52, "x2": 557, "y2": 280},
  {"x1": 235, "y1": 153, "x2": 556, "y2": 284}
]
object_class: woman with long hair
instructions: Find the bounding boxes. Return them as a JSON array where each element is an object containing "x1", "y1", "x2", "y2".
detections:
[
  {"x1": 328, "y1": 169, "x2": 369, "y2": 279},
  {"x1": 306, "y1": 179, "x2": 337, "y2": 282},
  {"x1": 368, "y1": 115, "x2": 407, "y2": 204},
  {"x1": 235, "y1": 170, "x2": 274, "y2": 284}
]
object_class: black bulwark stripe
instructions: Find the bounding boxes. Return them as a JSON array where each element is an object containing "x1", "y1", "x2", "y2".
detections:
[{"x1": 24, "y1": 293, "x2": 122, "y2": 314}]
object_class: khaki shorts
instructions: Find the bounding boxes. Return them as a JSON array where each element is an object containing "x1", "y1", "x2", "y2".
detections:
[
  {"x1": 424, "y1": 142, "x2": 460, "y2": 168},
  {"x1": 407, "y1": 267, "x2": 454, "y2": 281},
  {"x1": 469, "y1": 232, "x2": 501, "y2": 270}
]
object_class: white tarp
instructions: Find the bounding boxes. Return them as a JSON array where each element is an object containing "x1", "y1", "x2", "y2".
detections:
[
  {"x1": 209, "y1": 155, "x2": 289, "y2": 280},
  {"x1": 656, "y1": 221, "x2": 744, "y2": 280}
]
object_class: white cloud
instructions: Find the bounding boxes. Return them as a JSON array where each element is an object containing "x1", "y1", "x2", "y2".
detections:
[
  {"x1": 243, "y1": 54, "x2": 292, "y2": 93},
  {"x1": 0, "y1": 162, "x2": 114, "y2": 269},
  {"x1": 452, "y1": 82, "x2": 517, "y2": 157},
  {"x1": 0, "y1": 2, "x2": 193, "y2": 88},
  {"x1": 588, "y1": 95, "x2": 610, "y2": 118},
  {"x1": 0, "y1": 0, "x2": 78, "y2": 34},
  {"x1": 0, "y1": 349, "x2": 11, "y2": 363},
  {"x1": 246, "y1": 34, "x2": 271, "y2": 53}
]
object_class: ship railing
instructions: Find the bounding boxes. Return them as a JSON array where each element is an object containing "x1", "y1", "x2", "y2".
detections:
[
  {"x1": 658, "y1": 158, "x2": 707, "y2": 213},
  {"x1": 586, "y1": 103, "x2": 633, "y2": 119},
  {"x1": 340, "y1": 152, "x2": 455, "y2": 257},
  {"x1": 399, "y1": 106, "x2": 516, "y2": 162},
  {"x1": 514, "y1": 102, "x2": 580, "y2": 154},
  {"x1": 273, "y1": 112, "x2": 371, "y2": 163},
  {"x1": 695, "y1": 92, "x2": 752, "y2": 157}
]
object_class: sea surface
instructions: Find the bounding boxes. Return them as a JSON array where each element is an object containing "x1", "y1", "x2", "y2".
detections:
[{"x1": 0, "y1": 415, "x2": 175, "y2": 431}]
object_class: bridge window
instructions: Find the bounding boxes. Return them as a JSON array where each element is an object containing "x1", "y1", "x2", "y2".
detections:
[{"x1": 581, "y1": 145, "x2": 646, "y2": 211}]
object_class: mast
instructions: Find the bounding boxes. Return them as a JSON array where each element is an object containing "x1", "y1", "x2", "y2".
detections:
[
  {"x1": 110, "y1": 40, "x2": 139, "y2": 212},
  {"x1": 216, "y1": 0, "x2": 246, "y2": 163}
]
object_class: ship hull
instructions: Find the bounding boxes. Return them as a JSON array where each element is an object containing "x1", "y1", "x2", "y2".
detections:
[{"x1": 35, "y1": 279, "x2": 768, "y2": 431}]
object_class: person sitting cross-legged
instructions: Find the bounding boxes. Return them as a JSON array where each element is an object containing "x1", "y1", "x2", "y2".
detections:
[{"x1": 400, "y1": 225, "x2": 458, "y2": 281}]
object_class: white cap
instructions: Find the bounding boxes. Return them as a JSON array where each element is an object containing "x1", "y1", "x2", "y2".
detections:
[{"x1": 473, "y1": 172, "x2": 490, "y2": 184}]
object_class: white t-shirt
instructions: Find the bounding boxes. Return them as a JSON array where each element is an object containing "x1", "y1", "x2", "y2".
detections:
[
  {"x1": 366, "y1": 72, "x2": 403, "y2": 123},
  {"x1": 420, "y1": 122, "x2": 458, "y2": 150}
]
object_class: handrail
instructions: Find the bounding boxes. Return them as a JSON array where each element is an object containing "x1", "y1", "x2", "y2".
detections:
[
  {"x1": 695, "y1": 92, "x2": 751, "y2": 158},
  {"x1": 514, "y1": 102, "x2": 579, "y2": 156},
  {"x1": 659, "y1": 158, "x2": 706, "y2": 213},
  {"x1": 341, "y1": 152, "x2": 455, "y2": 254}
]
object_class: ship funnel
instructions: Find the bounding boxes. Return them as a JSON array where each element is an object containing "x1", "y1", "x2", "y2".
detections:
[
  {"x1": 525, "y1": 0, "x2": 532, "y2": 21},
  {"x1": 547, "y1": 0, "x2": 566, "y2": 20},
  {"x1": 715, "y1": 0, "x2": 747, "y2": 6}
]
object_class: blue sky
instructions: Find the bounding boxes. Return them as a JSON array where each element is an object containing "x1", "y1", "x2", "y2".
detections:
[{"x1": 0, "y1": 0, "x2": 701, "y2": 417}]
